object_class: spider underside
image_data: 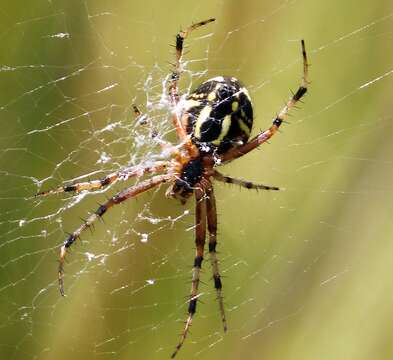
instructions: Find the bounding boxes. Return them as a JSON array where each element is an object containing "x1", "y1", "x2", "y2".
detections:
[{"x1": 37, "y1": 18, "x2": 309, "y2": 358}]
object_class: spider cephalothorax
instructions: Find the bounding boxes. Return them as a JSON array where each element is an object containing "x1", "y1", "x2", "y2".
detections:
[
  {"x1": 169, "y1": 76, "x2": 253, "y2": 203},
  {"x1": 37, "y1": 18, "x2": 309, "y2": 358},
  {"x1": 167, "y1": 159, "x2": 204, "y2": 203}
]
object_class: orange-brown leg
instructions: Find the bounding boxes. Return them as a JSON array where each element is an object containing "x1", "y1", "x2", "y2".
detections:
[
  {"x1": 168, "y1": 19, "x2": 215, "y2": 147},
  {"x1": 205, "y1": 183, "x2": 227, "y2": 332},
  {"x1": 219, "y1": 40, "x2": 309, "y2": 164},
  {"x1": 58, "y1": 174, "x2": 173, "y2": 296},
  {"x1": 36, "y1": 161, "x2": 168, "y2": 197},
  {"x1": 171, "y1": 186, "x2": 207, "y2": 358}
]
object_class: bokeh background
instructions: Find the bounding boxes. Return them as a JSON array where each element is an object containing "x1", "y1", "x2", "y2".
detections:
[{"x1": 1, "y1": 1, "x2": 393, "y2": 359}]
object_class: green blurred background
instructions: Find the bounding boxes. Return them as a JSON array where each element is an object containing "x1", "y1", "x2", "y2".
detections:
[{"x1": 1, "y1": 1, "x2": 393, "y2": 359}]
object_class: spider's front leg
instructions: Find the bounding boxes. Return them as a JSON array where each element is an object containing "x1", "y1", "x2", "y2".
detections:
[
  {"x1": 172, "y1": 187, "x2": 206, "y2": 358},
  {"x1": 218, "y1": 40, "x2": 309, "y2": 164},
  {"x1": 168, "y1": 18, "x2": 215, "y2": 147},
  {"x1": 169, "y1": 17, "x2": 216, "y2": 103}
]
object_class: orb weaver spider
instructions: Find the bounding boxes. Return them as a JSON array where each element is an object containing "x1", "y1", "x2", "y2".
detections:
[{"x1": 37, "y1": 18, "x2": 309, "y2": 358}]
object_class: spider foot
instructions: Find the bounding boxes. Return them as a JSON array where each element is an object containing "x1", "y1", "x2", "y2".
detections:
[
  {"x1": 35, "y1": 186, "x2": 69, "y2": 197},
  {"x1": 210, "y1": 249, "x2": 228, "y2": 332},
  {"x1": 216, "y1": 288, "x2": 228, "y2": 332},
  {"x1": 58, "y1": 245, "x2": 67, "y2": 296},
  {"x1": 171, "y1": 311, "x2": 194, "y2": 358},
  {"x1": 171, "y1": 261, "x2": 203, "y2": 357}
]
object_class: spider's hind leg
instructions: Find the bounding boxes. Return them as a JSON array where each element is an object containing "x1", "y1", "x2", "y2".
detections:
[
  {"x1": 172, "y1": 187, "x2": 207, "y2": 358},
  {"x1": 205, "y1": 183, "x2": 227, "y2": 332}
]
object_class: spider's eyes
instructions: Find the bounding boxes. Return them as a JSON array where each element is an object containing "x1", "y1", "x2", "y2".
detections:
[
  {"x1": 166, "y1": 180, "x2": 193, "y2": 204},
  {"x1": 167, "y1": 159, "x2": 203, "y2": 203}
]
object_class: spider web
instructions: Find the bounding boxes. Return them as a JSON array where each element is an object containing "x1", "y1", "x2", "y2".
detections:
[{"x1": 1, "y1": 1, "x2": 393, "y2": 360}]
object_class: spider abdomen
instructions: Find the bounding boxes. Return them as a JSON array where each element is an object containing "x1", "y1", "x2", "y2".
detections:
[{"x1": 181, "y1": 76, "x2": 253, "y2": 154}]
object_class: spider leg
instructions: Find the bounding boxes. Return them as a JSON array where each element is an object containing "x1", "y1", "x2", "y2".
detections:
[
  {"x1": 58, "y1": 173, "x2": 173, "y2": 296},
  {"x1": 170, "y1": 18, "x2": 216, "y2": 103},
  {"x1": 36, "y1": 161, "x2": 168, "y2": 197},
  {"x1": 213, "y1": 170, "x2": 280, "y2": 191},
  {"x1": 169, "y1": 18, "x2": 215, "y2": 146},
  {"x1": 219, "y1": 40, "x2": 309, "y2": 164},
  {"x1": 205, "y1": 181, "x2": 227, "y2": 332},
  {"x1": 172, "y1": 186, "x2": 207, "y2": 358}
]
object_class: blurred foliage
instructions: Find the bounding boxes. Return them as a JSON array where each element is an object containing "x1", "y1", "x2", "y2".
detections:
[{"x1": 0, "y1": 1, "x2": 393, "y2": 360}]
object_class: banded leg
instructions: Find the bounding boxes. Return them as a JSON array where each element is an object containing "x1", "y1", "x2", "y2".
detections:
[
  {"x1": 219, "y1": 40, "x2": 309, "y2": 164},
  {"x1": 169, "y1": 18, "x2": 215, "y2": 149},
  {"x1": 36, "y1": 161, "x2": 168, "y2": 197},
  {"x1": 205, "y1": 183, "x2": 227, "y2": 331},
  {"x1": 58, "y1": 174, "x2": 172, "y2": 296},
  {"x1": 213, "y1": 170, "x2": 279, "y2": 191},
  {"x1": 172, "y1": 187, "x2": 207, "y2": 358},
  {"x1": 169, "y1": 18, "x2": 216, "y2": 105}
]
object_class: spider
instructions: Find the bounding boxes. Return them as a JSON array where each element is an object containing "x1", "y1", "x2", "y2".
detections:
[{"x1": 37, "y1": 18, "x2": 309, "y2": 358}]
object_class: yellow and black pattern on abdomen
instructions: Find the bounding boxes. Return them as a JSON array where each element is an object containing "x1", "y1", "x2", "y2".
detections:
[{"x1": 182, "y1": 76, "x2": 253, "y2": 154}]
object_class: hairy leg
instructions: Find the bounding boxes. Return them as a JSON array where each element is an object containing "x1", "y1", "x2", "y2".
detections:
[
  {"x1": 172, "y1": 186, "x2": 207, "y2": 358},
  {"x1": 219, "y1": 40, "x2": 309, "y2": 164},
  {"x1": 205, "y1": 182, "x2": 227, "y2": 331},
  {"x1": 58, "y1": 174, "x2": 172, "y2": 296},
  {"x1": 37, "y1": 161, "x2": 168, "y2": 197},
  {"x1": 213, "y1": 170, "x2": 279, "y2": 191},
  {"x1": 168, "y1": 19, "x2": 215, "y2": 154}
]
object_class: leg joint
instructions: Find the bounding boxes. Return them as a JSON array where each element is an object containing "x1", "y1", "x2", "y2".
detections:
[
  {"x1": 293, "y1": 86, "x2": 307, "y2": 101},
  {"x1": 188, "y1": 298, "x2": 197, "y2": 314},
  {"x1": 63, "y1": 185, "x2": 76, "y2": 192},
  {"x1": 194, "y1": 256, "x2": 203, "y2": 268},
  {"x1": 176, "y1": 34, "x2": 183, "y2": 51},
  {"x1": 208, "y1": 241, "x2": 217, "y2": 253},
  {"x1": 95, "y1": 204, "x2": 107, "y2": 217},
  {"x1": 213, "y1": 274, "x2": 222, "y2": 290},
  {"x1": 64, "y1": 234, "x2": 77, "y2": 248},
  {"x1": 100, "y1": 177, "x2": 111, "y2": 186},
  {"x1": 273, "y1": 118, "x2": 282, "y2": 127}
]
